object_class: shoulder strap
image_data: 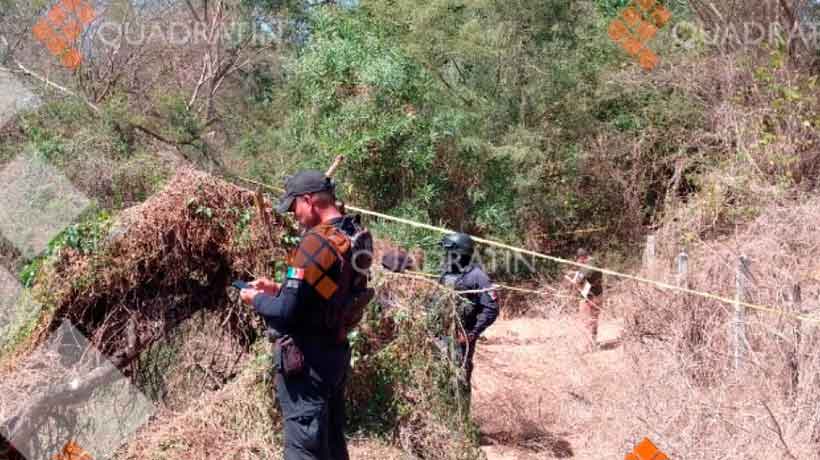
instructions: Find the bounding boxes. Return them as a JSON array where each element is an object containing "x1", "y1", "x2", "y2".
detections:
[{"x1": 310, "y1": 222, "x2": 352, "y2": 255}]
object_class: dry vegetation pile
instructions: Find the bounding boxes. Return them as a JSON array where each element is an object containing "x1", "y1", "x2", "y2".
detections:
[
  {"x1": 1, "y1": 169, "x2": 288, "y2": 458},
  {"x1": 28, "y1": 169, "x2": 289, "y2": 360}
]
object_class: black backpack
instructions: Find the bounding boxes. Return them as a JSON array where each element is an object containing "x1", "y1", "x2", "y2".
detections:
[{"x1": 328, "y1": 214, "x2": 375, "y2": 341}]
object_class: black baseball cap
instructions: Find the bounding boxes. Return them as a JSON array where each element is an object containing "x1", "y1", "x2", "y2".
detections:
[{"x1": 276, "y1": 170, "x2": 336, "y2": 214}]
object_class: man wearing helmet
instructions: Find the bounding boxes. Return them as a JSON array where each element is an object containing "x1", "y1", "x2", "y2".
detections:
[{"x1": 437, "y1": 232, "x2": 500, "y2": 409}]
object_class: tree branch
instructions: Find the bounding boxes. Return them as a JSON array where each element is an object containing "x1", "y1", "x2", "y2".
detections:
[
  {"x1": 0, "y1": 35, "x2": 101, "y2": 115},
  {"x1": 761, "y1": 399, "x2": 798, "y2": 460},
  {"x1": 1, "y1": 334, "x2": 154, "y2": 452},
  {"x1": 131, "y1": 123, "x2": 196, "y2": 147},
  {"x1": 184, "y1": 0, "x2": 201, "y2": 22}
]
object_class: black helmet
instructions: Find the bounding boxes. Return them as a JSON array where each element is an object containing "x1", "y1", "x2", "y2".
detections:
[{"x1": 440, "y1": 232, "x2": 474, "y2": 255}]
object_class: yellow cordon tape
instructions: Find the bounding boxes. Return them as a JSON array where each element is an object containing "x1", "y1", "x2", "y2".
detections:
[
  {"x1": 402, "y1": 270, "x2": 570, "y2": 298},
  {"x1": 235, "y1": 175, "x2": 819, "y2": 325},
  {"x1": 553, "y1": 226, "x2": 608, "y2": 236}
]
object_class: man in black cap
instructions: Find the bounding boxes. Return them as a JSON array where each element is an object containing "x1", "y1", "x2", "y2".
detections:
[
  {"x1": 240, "y1": 170, "x2": 372, "y2": 460},
  {"x1": 436, "y1": 232, "x2": 499, "y2": 411}
]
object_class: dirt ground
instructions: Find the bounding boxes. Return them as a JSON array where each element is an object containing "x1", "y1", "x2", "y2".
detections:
[{"x1": 473, "y1": 314, "x2": 630, "y2": 460}]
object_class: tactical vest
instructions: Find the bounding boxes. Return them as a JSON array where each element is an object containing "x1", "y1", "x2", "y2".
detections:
[{"x1": 288, "y1": 215, "x2": 374, "y2": 343}]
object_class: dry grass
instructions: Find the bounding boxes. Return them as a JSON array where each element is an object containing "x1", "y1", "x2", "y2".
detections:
[
  {"x1": 471, "y1": 193, "x2": 820, "y2": 458},
  {"x1": 610, "y1": 195, "x2": 820, "y2": 459},
  {"x1": 472, "y1": 314, "x2": 629, "y2": 459},
  {"x1": 116, "y1": 348, "x2": 280, "y2": 460},
  {"x1": 578, "y1": 47, "x2": 820, "y2": 459}
]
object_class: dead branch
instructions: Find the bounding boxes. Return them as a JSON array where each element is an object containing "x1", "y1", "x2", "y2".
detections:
[
  {"x1": 0, "y1": 35, "x2": 101, "y2": 115},
  {"x1": 761, "y1": 399, "x2": 798, "y2": 460},
  {"x1": 1, "y1": 332, "x2": 154, "y2": 452}
]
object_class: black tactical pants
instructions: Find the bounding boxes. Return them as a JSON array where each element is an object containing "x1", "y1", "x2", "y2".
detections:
[
  {"x1": 454, "y1": 337, "x2": 477, "y2": 410},
  {"x1": 276, "y1": 347, "x2": 350, "y2": 460},
  {"x1": 434, "y1": 336, "x2": 477, "y2": 412}
]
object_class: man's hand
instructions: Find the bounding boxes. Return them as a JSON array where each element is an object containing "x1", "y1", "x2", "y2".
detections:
[
  {"x1": 240, "y1": 288, "x2": 261, "y2": 306},
  {"x1": 250, "y1": 278, "x2": 280, "y2": 296},
  {"x1": 457, "y1": 332, "x2": 477, "y2": 345}
]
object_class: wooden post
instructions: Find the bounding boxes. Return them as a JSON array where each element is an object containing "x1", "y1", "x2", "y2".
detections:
[
  {"x1": 802, "y1": 292, "x2": 820, "y2": 443},
  {"x1": 325, "y1": 155, "x2": 346, "y2": 213},
  {"x1": 254, "y1": 190, "x2": 275, "y2": 247},
  {"x1": 732, "y1": 255, "x2": 751, "y2": 372},
  {"x1": 676, "y1": 251, "x2": 689, "y2": 289},
  {"x1": 788, "y1": 283, "x2": 801, "y2": 395},
  {"x1": 325, "y1": 155, "x2": 345, "y2": 178},
  {"x1": 644, "y1": 234, "x2": 657, "y2": 276}
]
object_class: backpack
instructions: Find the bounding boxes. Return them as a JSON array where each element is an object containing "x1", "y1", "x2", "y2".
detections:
[{"x1": 311, "y1": 214, "x2": 375, "y2": 342}]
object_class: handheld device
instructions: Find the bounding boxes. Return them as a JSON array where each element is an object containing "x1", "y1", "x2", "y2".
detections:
[{"x1": 232, "y1": 280, "x2": 251, "y2": 290}]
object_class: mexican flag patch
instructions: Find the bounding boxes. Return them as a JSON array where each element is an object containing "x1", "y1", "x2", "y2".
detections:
[{"x1": 286, "y1": 267, "x2": 305, "y2": 280}]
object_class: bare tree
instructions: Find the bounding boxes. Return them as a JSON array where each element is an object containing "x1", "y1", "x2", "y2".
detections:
[
  {"x1": 1, "y1": 0, "x2": 281, "y2": 166},
  {"x1": 688, "y1": 0, "x2": 816, "y2": 63}
]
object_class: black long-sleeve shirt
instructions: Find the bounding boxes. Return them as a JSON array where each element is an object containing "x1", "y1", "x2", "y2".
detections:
[
  {"x1": 253, "y1": 279, "x2": 300, "y2": 332},
  {"x1": 252, "y1": 217, "x2": 353, "y2": 343},
  {"x1": 251, "y1": 217, "x2": 357, "y2": 383},
  {"x1": 440, "y1": 264, "x2": 500, "y2": 337}
]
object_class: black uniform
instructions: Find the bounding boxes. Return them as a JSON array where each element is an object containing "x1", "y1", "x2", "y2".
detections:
[
  {"x1": 253, "y1": 217, "x2": 356, "y2": 460},
  {"x1": 438, "y1": 263, "x2": 499, "y2": 402}
]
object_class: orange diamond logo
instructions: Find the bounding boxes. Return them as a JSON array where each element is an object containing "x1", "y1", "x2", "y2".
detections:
[
  {"x1": 52, "y1": 440, "x2": 93, "y2": 460},
  {"x1": 625, "y1": 437, "x2": 668, "y2": 460},
  {"x1": 32, "y1": 0, "x2": 96, "y2": 70},
  {"x1": 607, "y1": 1, "x2": 672, "y2": 70}
]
